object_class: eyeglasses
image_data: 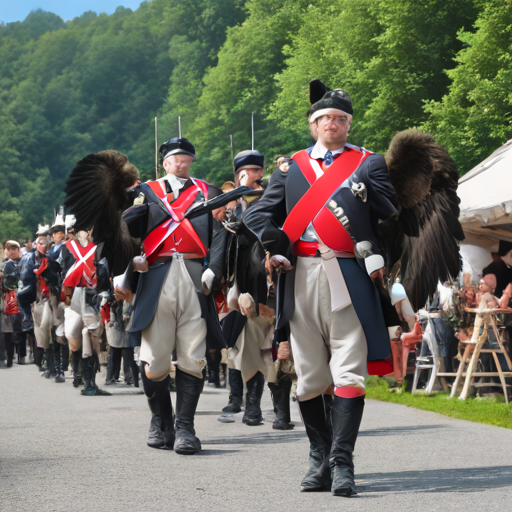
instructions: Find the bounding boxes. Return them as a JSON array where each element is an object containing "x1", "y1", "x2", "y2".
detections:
[{"x1": 318, "y1": 115, "x2": 350, "y2": 125}]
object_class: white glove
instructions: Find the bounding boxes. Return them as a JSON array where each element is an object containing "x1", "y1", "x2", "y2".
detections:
[{"x1": 201, "y1": 268, "x2": 216, "y2": 295}]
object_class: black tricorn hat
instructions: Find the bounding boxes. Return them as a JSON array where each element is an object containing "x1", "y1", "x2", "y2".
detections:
[
  {"x1": 159, "y1": 137, "x2": 196, "y2": 161},
  {"x1": 309, "y1": 89, "x2": 353, "y2": 122},
  {"x1": 234, "y1": 150, "x2": 264, "y2": 173}
]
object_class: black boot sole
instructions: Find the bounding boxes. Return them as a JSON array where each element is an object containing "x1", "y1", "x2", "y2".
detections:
[
  {"x1": 147, "y1": 441, "x2": 165, "y2": 449},
  {"x1": 222, "y1": 406, "x2": 242, "y2": 413},
  {"x1": 174, "y1": 446, "x2": 201, "y2": 455},
  {"x1": 332, "y1": 486, "x2": 357, "y2": 497},
  {"x1": 81, "y1": 388, "x2": 111, "y2": 396},
  {"x1": 272, "y1": 422, "x2": 295, "y2": 430},
  {"x1": 242, "y1": 417, "x2": 264, "y2": 426},
  {"x1": 300, "y1": 483, "x2": 331, "y2": 492}
]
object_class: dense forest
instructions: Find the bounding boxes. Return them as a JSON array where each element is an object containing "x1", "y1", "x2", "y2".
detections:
[{"x1": 0, "y1": 0, "x2": 511, "y2": 241}]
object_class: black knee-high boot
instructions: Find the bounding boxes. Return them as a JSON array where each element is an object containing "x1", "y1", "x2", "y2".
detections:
[
  {"x1": 16, "y1": 332, "x2": 27, "y2": 363},
  {"x1": 269, "y1": 378, "x2": 294, "y2": 430},
  {"x1": 222, "y1": 368, "x2": 243, "y2": 412},
  {"x1": 27, "y1": 331, "x2": 36, "y2": 363},
  {"x1": 174, "y1": 367, "x2": 204, "y2": 455},
  {"x1": 242, "y1": 372, "x2": 265, "y2": 426},
  {"x1": 5, "y1": 333, "x2": 15, "y2": 367},
  {"x1": 131, "y1": 359, "x2": 140, "y2": 388},
  {"x1": 122, "y1": 347, "x2": 134, "y2": 385},
  {"x1": 105, "y1": 346, "x2": 115, "y2": 384},
  {"x1": 330, "y1": 395, "x2": 365, "y2": 497},
  {"x1": 299, "y1": 395, "x2": 332, "y2": 492},
  {"x1": 34, "y1": 346, "x2": 45, "y2": 369},
  {"x1": 112, "y1": 347, "x2": 122, "y2": 381},
  {"x1": 43, "y1": 347, "x2": 55, "y2": 378},
  {"x1": 60, "y1": 340, "x2": 70, "y2": 372},
  {"x1": 71, "y1": 350, "x2": 83, "y2": 387},
  {"x1": 140, "y1": 365, "x2": 175, "y2": 449},
  {"x1": 53, "y1": 334, "x2": 65, "y2": 383},
  {"x1": 323, "y1": 393, "x2": 333, "y2": 439},
  {"x1": 81, "y1": 353, "x2": 111, "y2": 396}
]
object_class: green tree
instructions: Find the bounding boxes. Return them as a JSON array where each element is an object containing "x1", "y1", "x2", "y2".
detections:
[
  {"x1": 156, "y1": 0, "x2": 246, "y2": 182},
  {"x1": 0, "y1": 212, "x2": 31, "y2": 244},
  {"x1": 186, "y1": 0, "x2": 310, "y2": 184},
  {"x1": 272, "y1": 0, "x2": 478, "y2": 153},
  {"x1": 423, "y1": 0, "x2": 512, "y2": 174}
]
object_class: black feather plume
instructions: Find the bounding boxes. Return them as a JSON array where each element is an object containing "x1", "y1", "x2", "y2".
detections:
[
  {"x1": 384, "y1": 130, "x2": 464, "y2": 310},
  {"x1": 64, "y1": 150, "x2": 139, "y2": 276}
]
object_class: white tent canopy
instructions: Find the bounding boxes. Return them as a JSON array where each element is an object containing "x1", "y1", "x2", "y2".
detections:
[{"x1": 458, "y1": 142, "x2": 512, "y2": 244}]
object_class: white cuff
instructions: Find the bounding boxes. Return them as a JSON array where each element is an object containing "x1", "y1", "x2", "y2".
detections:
[
  {"x1": 201, "y1": 268, "x2": 216, "y2": 294},
  {"x1": 364, "y1": 254, "x2": 385, "y2": 276},
  {"x1": 390, "y1": 283, "x2": 407, "y2": 305}
]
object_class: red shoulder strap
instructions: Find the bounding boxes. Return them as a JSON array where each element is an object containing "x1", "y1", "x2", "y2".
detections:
[
  {"x1": 283, "y1": 148, "x2": 370, "y2": 245},
  {"x1": 147, "y1": 179, "x2": 167, "y2": 199},
  {"x1": 193, "y1": 178, "x2": 209, "y2": 200}
]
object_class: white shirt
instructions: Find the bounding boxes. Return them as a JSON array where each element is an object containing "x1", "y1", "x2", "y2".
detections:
[
  {"x1": 159, "y1": 174, "x2": 187, "y2": 199},
  {"x1": 309, "y1": 140, "x2": 345, "y2": 160}
]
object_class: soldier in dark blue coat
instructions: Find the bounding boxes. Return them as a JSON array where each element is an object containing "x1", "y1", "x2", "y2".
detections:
[{"x1": 244, "y1": 89, "x2": 397, "y2": 497}]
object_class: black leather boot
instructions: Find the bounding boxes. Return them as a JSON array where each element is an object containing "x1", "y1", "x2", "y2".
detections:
[
  {"x1": 299, "y1": 395, "x2": 332, "y2": 492},
  {"x1": 242, "y1": 372, "x2": 264, "y2": 426},
  {"x1": 34, "y1": 347, "x2": 45, "y2": 369},
  {"x1": 122, "y1": 348, "x2": 135, "y2": 385},
  {"x1": 222, "y1": 368, "x2": 243, "y2": 413},
  {"x1": 60, "y1": 341, "x2": 70, "y2": 372},
  {"x1": 43, "y1": 348, "x2": 56, "y2": 378},
  {"x1": 269, "y1": 379, "x2": 294, "y2": 430},
  {"x1": 71, "y1": 350, "x2": 83, "y2": 387},
  {"x1": 53, "y1": 336, "x2": 65, "y2": 382},
  {"x1": 141, "y1": 365, "x2": 175, "y2": 449},
  {"x1": 55, "y1": 364, "x2": 66, "y2": 383},
  {"x1": 330, "y1": 394, "x2": 365, "y2": 497},
  {"x1": 132, "y1": 360, "x2": 140, "y2": 388},
  {"x1": 174, "y1": 368, "x2": 203, "y2": 455},
  {"x1": 323, "y1": 393, "x2": 333, "y2": 438},
  {"x1": 81, "y1": 354, "x2": 111, "y2": 396},
  {"x1": 105, "y1": 347, "x2": 116, "y2": 385}
]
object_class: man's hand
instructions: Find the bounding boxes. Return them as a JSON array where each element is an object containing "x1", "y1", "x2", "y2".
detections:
[
  {"x1": 265, "y1": 254, "x2": 293, "y2": 274},
  {"x1": 401, "y1": 322, "x2": 423, "y2": 348},
  {"x1": 114, "y1": 286, "x2": 134, "y2": 303},
  {"x1": 239, "y1": 170, "x2": 249, "y2": 187},
  {"x1": 277, "y1": 341, "x2": 290, "y2": 361}
]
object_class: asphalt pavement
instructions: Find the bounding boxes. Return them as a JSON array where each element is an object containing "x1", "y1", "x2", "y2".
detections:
[{"x1": 1, "y1": 363, "x2": 512, "y2": 512}]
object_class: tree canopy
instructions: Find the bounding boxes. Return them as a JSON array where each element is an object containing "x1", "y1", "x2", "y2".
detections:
[{"x1": 1, "y1": 0, "x2": 510, "y2": 241}]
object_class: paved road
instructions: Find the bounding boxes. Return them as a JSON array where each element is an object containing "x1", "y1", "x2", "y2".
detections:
[{"x1": 1, "y1": 364, "x2": 512, "y2": 512}]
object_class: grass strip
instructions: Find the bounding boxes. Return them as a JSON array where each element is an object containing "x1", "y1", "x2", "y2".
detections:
[{"x1": 365, "y1": 376, "x2": 512, "y2": 430}]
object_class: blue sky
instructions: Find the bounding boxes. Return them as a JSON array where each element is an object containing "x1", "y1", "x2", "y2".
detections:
[{"x1": 0, "y1": 1, "x2": 146, "y2": 24}]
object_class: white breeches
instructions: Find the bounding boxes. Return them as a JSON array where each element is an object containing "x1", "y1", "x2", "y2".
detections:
[
  {"x1": 64, "y1": 306, "x2": 83, "y2": 353},
  {"x1": 233, "y1": 315, "x2": 274, "y2": 382},
  {"x1": 289, "y1": 257, "x2": 368, "y2": 401},
  {"x1": 69, "y1": 288, "x2": 103, "y2": 357},
  {"x1": 33, "y1": 298, "x2": 52, "y2": 349},
  {"x1": 140, "y1": 257, "x2": 207, "y2": 379}
]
